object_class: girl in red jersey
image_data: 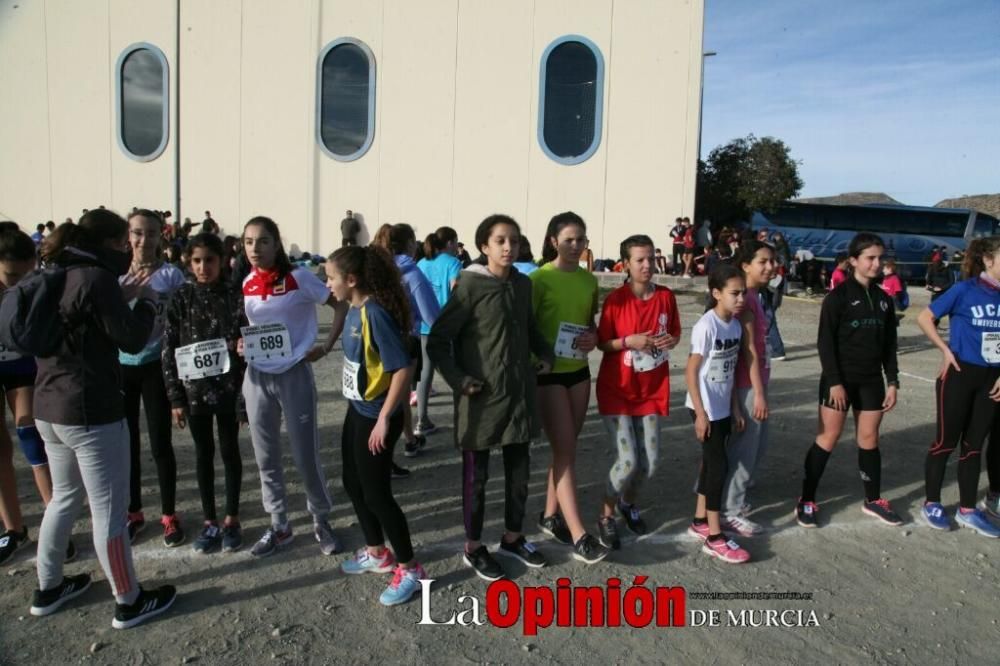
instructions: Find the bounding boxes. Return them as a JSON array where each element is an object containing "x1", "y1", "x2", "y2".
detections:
[{"x1": 594, "y1": 235, "x2": 680, "y2": 549}]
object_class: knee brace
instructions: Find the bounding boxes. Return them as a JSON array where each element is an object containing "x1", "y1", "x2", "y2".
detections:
[{"x1": 17, "y1": 425, "x2": 48, "y2": 467}]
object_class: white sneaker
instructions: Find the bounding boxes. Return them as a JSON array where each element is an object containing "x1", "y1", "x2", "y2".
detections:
[{"x1": 722, "y1": 514, "x2": 764, "y2": 537}]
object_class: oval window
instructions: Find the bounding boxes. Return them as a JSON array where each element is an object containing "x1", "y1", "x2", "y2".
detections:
[
  {"x1": 538, "y1": 36, "x2": 604, "y2": 165},
  {"x1": 318, "y1": 39, "x2": 376, "y2": 161},
  {"x1": 116, "y1": 44, "x2": 169, "y2": 161}
]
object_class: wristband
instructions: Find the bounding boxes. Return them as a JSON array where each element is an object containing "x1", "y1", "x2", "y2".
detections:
[{"x1": 621, "y1": 336, "x2": 628, "y2": 351}]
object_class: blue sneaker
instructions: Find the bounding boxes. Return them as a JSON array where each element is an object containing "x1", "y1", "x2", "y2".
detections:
[
  {"x1": 341, "y1": 547, "x2": 396, "y2": 575},
  {"x1": 921, "y1": 502, "x2": 951, "y2": 530},
  {"x1": 378, "y1": 563, "x2": 426, "y2": 606},
  {"x1": 192, "y1": 523, "x2": 222, "y2": 554},
  {"x1": 955, "y1": 508, "x2": 1000, "y2": 538}
]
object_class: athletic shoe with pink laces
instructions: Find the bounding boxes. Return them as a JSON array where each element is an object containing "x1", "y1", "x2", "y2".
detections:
[
  {"x1": 795, "y1": 499, "x2": 819, "y2": 528},
  {"x1": 701, "y1": 536, "x2": 751, "y2": 564},
  {"x1": 722, "y1": 514, "x2": 764, "y2": 537},
  {"x1": 379, "y1": 563, "x2": 426, "y2": 606},
  {"x1": 686, "y1": 521, "x2": 710, "y2": 541},
  {"x1": 862, "y1": 498, "x2": 904, "y2": 526}
]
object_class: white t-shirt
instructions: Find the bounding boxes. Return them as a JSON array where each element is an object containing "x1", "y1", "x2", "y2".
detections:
[
  {"x1": 119, "y1": 263, "x2": 187, "y2": 365},
  {"x1": 243, "y1": 267, "x2": 331, "y2": 374},
  {"x1": 684, "y1": 310, "x2": 742, "y2": 421}
]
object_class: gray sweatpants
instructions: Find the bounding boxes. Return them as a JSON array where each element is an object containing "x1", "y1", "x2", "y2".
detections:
[
  {"x1": 243, "y1": 361, "x2": 331, "y2": 525},
  {"x1": 722, "y1": 387, "x2": 771, "y2": 518},
  {"x1": 36, "y1": 419, "x2": 139, "y2": 605},
  {"x1": 603, "y1": 415, "x2": 662, "y2": 499}
]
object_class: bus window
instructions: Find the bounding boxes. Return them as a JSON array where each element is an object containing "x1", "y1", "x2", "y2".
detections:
[{"x1": 972, "y1": 213, "x2": 996, "y2": 238}]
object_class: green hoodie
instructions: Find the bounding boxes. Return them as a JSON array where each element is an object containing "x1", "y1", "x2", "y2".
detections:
[{"x1": 427, "y1": 264, "x2": 555, "y2": 451}]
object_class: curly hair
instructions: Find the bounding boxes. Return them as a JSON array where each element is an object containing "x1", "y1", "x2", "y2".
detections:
[
  {"x1": 962, "y1": 236, "x2": 1000, "y2": 279},
  {"x1": 329, "y1": 245, "x2": 411, "y2": 334}
]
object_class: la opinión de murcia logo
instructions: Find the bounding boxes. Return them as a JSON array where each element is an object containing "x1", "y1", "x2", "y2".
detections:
[{"x1": 418, "y1": 578, "x2": 821, "y2": 634}]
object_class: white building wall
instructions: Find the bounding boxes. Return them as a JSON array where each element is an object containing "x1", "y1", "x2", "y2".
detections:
[{"x1": 0, "y1": 0, "x2": 704, "y2": 259}]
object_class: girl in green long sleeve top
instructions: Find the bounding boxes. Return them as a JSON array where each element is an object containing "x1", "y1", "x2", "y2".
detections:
[{"x1": 426, "y1": 215, "x2": 554, "y2": 580}]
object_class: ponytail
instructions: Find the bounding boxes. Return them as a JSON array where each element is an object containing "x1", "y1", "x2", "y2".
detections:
[{"x1": 328, "y1": 245, "x2": 411, "y2": 334}]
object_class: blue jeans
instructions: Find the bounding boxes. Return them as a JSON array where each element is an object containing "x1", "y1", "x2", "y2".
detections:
[{"x1": 766, "y1": 307, "x2": 786, "y2": 358}]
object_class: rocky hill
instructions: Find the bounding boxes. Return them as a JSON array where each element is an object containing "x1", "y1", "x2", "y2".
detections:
[
  {"x1": 793, "y1": 192, "x2": 903, "y2": 206},
  {"x1": 934, "y1": 194, "x2": 1000, "y2": 218}
]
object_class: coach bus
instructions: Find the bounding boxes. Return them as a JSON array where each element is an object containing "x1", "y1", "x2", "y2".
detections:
[{"x1": 752, "y1": 202, "x2": 1000, "y2": 280}]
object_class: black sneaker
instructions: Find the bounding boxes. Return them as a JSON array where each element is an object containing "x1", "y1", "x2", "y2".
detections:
[
  {"x1": 572, "y1": 533, "x2": 610, "y2": 564},
  {"x1": 795, "y1": 499, "x2": 819, "y2": 528},
  {"x1": 462, "y1": 545, "x2": 505, "y2": 581},
  {"x1": 617, "y1": 502, "x2": 648, "y2": 536},
  {"x1": 112, "y1": 585, "x2": 177, "y2": 629},
  {"x1": 391, "y1": 462, "x2": 411, "y2": 479},
  {"x1": 403, "y1": 437, "x2": 423, "y2": 458},
  {"x1": 497, "y1": 536, "x2": 547, "y2": 568},
  {"x1": 0, "y1": 527, "x2": 29, "y2": 565},
  {"x1": 127, "y1": 511, "x2": 145, "y2": 545},
  {"x1": 861, "y1": 498, "x2": 904, "y2": 526},
  {"x1": 30, "y1": 574, "x2": 92, "y2": 617},
  {"x1": 597, "y1": 516, "x2": 621, "y2": 550},
  {"x1": 537, "y1": 512, "x2": 573, "y2": 545},
  {"x1": 65, "y1": 539, "x2": 77, "y2": 563},
  {"x1": 161, "y1": 514, "x2": 185, "y2": 548},
  {"x1": 221, "y1": 524, "x2": 243, "y2": 553}
]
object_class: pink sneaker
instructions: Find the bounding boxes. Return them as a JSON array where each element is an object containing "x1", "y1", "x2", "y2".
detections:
[
  {"x1": 408, "y1": 391, "x2": 418, "y2": 407},
  {"x1": 701, "y1": 537, "x2": 751, "y2": 564},
  {"x1": 686, "y1": 521, "x2": 710, "y2": 541}
]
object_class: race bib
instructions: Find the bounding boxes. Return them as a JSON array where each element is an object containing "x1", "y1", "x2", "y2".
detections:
[
  {"x1": 707, "y1": 348, "x2": 738, "y2": 384},
  {"x1": 631, "y1": 347, "x2": 668, "y2": 373},
  {"x1": 241, "y1": 323, "x2": 291, "y2": 364},
  {"x1": 0, "y1": 340, "x2": 23, "y2": 363},
  {"x1": 342, "y1": 358, "x2": 363, "y2": 401},
  {"x1": 175, "y1": 339, "x2": 231, "y2": 381},
  {"x1": 554, "y1": 322, "x2": 590, "y2": 360},
  {"x1": 982, "y1": 332, "x2": 1000, "y2": 364}
]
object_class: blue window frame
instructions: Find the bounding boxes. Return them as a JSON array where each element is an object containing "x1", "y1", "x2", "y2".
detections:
[
  {"x1": 317, "y1": 38, "x2": 376, "y2": 161},
  {"x1": 538, "y1": 35, "x2": 604, "y2": 165}
]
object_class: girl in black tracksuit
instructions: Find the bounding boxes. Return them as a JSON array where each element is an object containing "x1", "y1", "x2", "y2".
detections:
[
  {"x1": 796, "y1": 233, "x2": 902, "y2": 528},
  {"x1": 162, "y1": 234, "x2": 247, "y2": 554}
]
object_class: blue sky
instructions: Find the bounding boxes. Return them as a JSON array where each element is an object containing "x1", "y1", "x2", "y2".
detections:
[{"x1": 701, "y1": 0, "x2": 1000, "y2": 205}]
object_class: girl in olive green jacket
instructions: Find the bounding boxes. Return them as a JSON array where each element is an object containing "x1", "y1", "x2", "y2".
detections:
[{"x1": 427, "y1": 214, "x2": 554, "y2": 581}]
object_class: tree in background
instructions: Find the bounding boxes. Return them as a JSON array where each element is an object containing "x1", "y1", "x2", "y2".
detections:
[{"x1": 696, "y1": 134, "x2": 803, "y2": 227}]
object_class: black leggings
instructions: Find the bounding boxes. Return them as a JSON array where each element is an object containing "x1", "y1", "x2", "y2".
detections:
[
  {"x1": 123, "y1": 360, "x2": 176, "y2": 515},
  {"x1": 187, "y1": 412, "x2": 242, "y2": 521},
  {"x1": 927, "y1": 361, "x2": 1000, "y2": 507},
  {"x1": 341, "y1": 404, "x2": 414, "y2": 563},
  {"x1": 691, "y1": 411, "x2": 732, "y2": 512},
  {"x1": 988, "y1": 409, "x2": 1000, "y2": 494},
  {"x1": 462, "y1": 442, "x2": 530, "y2": 541}
]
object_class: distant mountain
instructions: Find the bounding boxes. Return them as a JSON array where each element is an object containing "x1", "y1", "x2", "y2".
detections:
[
  {"x1": 793, "y1": 192, "x2": 903, "y2": 206},
  {"x1": 935, "y1": 194, "x2": 1000, "y2": 219}
]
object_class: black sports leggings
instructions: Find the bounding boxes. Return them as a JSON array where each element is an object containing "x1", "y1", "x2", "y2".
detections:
[
  {"x1": 341, "y1": 404, "x2": 414, "y2": 563},
  {"x1": 691, "y1": 412, "x2": 732, "y2": 512},
  {"x1": 926, "y1": 361, "x2": 999, "y2": 507},
  {"x1": 462, "y1": 442, "x2": 530, "y2": 541},
  {"x1": 123, "y1": 360, "x2": 176, "y2": 515},
  {"x1": 187, "y1": 412, "x2": 242, "y2": 520}
]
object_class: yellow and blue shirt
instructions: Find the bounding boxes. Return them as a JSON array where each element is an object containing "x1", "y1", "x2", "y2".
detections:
[{"x1": 342, "y1": 300, "x2": 410, "y2": 418}]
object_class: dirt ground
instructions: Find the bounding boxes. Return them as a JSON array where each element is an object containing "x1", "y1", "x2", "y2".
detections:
[{"x1": 1, "y1": 280, "x2": 998, "y2": 665}]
